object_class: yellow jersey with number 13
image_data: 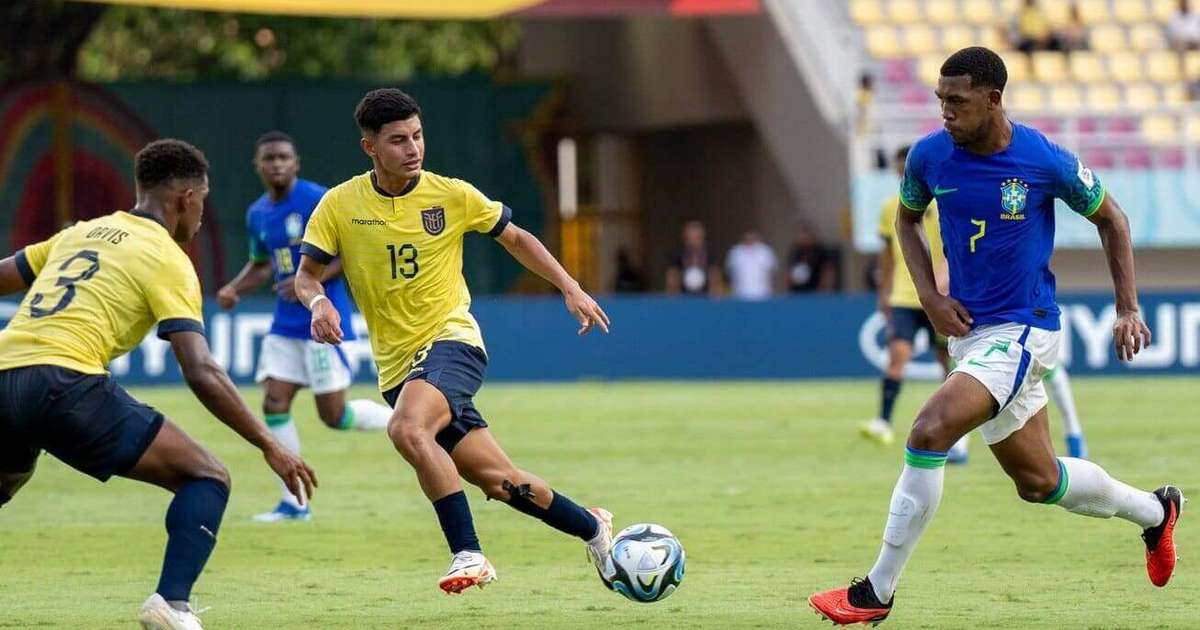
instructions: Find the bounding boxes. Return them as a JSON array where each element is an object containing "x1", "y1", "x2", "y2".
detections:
[
  {"x1": 301, "y1": 170, "x2": 509, "y2": 393},
  {"x1": 0, "y1": 211, "x2": 205, "y2": 375}
]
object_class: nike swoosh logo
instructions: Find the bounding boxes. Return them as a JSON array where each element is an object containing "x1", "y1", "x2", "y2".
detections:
[{"x1": 933, "y1": 186, "x2": 958, "y2": 195}]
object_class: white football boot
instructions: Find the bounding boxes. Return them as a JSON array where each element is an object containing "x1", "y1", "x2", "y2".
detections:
[
  {"x1": 138, "y1": 593, "x2": 203, "y2": 630},
  {"x1": 586, "y1": 507, "x2": 616, "y2": 582},
  {"x1": 438, "y1": 550, "x2": 496, "y2": 594},
  {"x1": 859, "y1": 418, "x2": 895, "y2": 445}
]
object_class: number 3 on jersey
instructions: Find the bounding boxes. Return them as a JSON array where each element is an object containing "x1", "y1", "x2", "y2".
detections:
[
  {"x1": 387, "y1": 244, "x2": 419, "y2": 279},
  {"x1": 30, "y1": 250, "x2": 101, "y2": 318}
]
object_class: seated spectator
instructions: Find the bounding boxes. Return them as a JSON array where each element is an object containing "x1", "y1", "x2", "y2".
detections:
[
  {"x1": 1012, "y1": 0, "x2": 1061, "y2": 52},
  {"x1": 725, "y1": 231, "x2": 777, "y2": 301},
  {"x1": 787, "y1": 223, "x2": 836, "y2": 293},
  {"x1": 1168, "y1": 0, "x2": 1200, "y2": 51},
  {"x1": 1058, "y1": 5, "x2": 1089, "y2": 51},
  {"x1": 666, "y1": 220, "x2": 722, "y2": 296}
]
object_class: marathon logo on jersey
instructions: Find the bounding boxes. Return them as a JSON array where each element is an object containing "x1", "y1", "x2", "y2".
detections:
[
  {"x1": 1000, "y1": 178, "x2": 1028, "y2": 221},
  {"x1": 421, "y1": 206, "x2": 446, "y2": 235},
  {"x1": 352, "y1": 217, "x2": 387, "y2": 226},
  {"x1": 285, "y1": 212, "x2": 304, "y2": 244}
]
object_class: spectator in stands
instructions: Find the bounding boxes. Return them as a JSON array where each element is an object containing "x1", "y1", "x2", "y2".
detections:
[
  {"x1": 1058, "y1": 5, "x2": 1090, "y2": 51},
  {"x1": 666, "y1": 220, "x2": 722, "y2": 296},
  {"x1": 613, "y1": 247, "x2": 646, "y2": 293},
  {"x1": 786, "y1": 222, "x2": 836, "y2": 293},
  {"x1": 1168, "y1": 0, "x2": 1200, "y2": 51},
  {"x1": 1012, "y1": 0, "x2": 1061, "y2": 53},
  {"x1": 725, "y1": 231, "x2": 777, "y2": 301}
]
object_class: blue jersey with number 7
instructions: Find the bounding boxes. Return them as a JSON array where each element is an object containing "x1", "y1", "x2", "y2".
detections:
[{"x1": 899, "y1": 122, "x2": 1105, "y2": 331}]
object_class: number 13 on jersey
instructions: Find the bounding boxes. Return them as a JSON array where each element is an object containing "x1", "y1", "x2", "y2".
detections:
[{"x1": 386, "y1": 244, "x2": 419, "y2": 279}]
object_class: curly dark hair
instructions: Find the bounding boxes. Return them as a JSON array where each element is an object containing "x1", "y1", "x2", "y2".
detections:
[
  {"x1": 354, "y1": 88, "x2": 422, "y2": 134},
  {"x1": 134, "y1": 139, "x2": 209, "y2": 189},
  {"x1": 940, "y1": 47, "x2": 1008, "y2": 92}
]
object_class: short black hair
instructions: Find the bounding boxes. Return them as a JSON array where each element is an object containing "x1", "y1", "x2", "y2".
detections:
[
  {"x1": 354, "y1": 88, "x2": 422, "y2": 134},
  {"x1": 255, "y1": 130, "x2": 295, "y2": 149},
  {"x1": 135, "y1": 139, "x2": 208, "y2": 190},
  {"x1": 940, "y1": 47, "x2": 1008, "y2": 92}
]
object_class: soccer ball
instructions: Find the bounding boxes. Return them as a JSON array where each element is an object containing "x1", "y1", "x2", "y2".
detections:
[{"x1": 601, "y1": 523, "x2": 685, "y2": 603}]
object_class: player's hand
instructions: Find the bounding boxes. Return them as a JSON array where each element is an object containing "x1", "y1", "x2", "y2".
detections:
[
  {"x1": 273, "y1": 277, "x2": 298, "y2": 302},
  {"x1": 262, "y1": 443, "x2": 317, "y2": 506},
  {"x1": 922, "y1": 293, "x2": 973, "y2": 337},
  {"x1": 564, "y1": 286, "x2": 610, "y2": 335},
  {"x1": 310, "y1": 299, "x2": 344, "y2": 345},
  {"x1": 1113, "y1": 308, "x2": 1151, "y2": 362},
  {"x1": 216, "y1": 285, "x2": 239, "y2": 310}
]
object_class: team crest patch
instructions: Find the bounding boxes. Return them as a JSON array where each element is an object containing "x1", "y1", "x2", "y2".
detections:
[
  {"x1": 285, "y1": 212, "x2": 304, "y2": 243},
  {"x1": 1000, "y1": 178, "x2": 1028, "y2": 220},
  {"x1": 421, "y1": 206, "x2": 446, "y2": 235}
]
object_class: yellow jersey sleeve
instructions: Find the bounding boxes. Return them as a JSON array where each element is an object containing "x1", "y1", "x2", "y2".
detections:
[
  {"x1": 146, "y1": 247, "x2": 205, "y2": 339},
  {"x1": 460, "y1": 180, "x2": 511, "y2": 236},
  {"x1": 14, "y1": 231, "x2": 64, "y2": 284},
  {"x1": 300, "y1": 191, "x2": 340, "y2": 263},
  {"x1": 878, "y1": 196, "x2": 898, "y2": 241}
]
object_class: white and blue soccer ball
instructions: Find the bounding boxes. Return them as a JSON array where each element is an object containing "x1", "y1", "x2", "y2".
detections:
[{"x1": 602, "y1": 523, "x2": 685, "y2": 603}]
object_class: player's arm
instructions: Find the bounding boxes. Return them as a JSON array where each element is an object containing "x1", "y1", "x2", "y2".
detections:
[
  {"x1": 0, "y1": 235, "x2": 61, "y2": 295},
  {"x1": 1086, "y1": 193, "x2": 1150, "y2": 361},
  {"x1": 0, "y1": 255, "x2": 32, "y2": 295},
  {"x1": 167, "y1": 329, "x2": 317, "y2": 501},
  {"x1": 896, "y1": 204, "x2": 972, "y2": 336},
  {"x1": 296, "y1": 252, "x2": 343, "y2": 344},
  {"x1": 217, "y1": 261, "x2": 273, "y2": 309},
  {"x1": 495, "y1": 223, "x2": 610, "y2": 335}
]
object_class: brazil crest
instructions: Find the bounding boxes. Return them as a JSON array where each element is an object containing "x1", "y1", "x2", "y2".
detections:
[{"x1": 1000, "y1": 178, "x2": 1028, "y2": 221}]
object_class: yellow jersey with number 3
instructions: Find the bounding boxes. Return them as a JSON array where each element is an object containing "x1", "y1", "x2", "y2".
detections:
[
  {"x1": 301, "y1": 170, "x2": 510, "y2": 392},
  {"x1": 0, "y1": 211, "x2": 205, "y2": 375},
  {"x1": 878, "y1": 197, "x2": 944, "y2": 309}
]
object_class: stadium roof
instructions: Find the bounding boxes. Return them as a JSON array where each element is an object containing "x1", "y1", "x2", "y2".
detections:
[{"x1": 77, "y1": 0, "x2": 760, "y2": 18}]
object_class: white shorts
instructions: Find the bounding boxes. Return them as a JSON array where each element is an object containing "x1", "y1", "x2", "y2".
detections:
[
  {"x1": 949, "y1": 323, "x2": 1060, "y2": 445},
  {"x1": 255, "y1": 334, "x2": 352, "y2": 395}
]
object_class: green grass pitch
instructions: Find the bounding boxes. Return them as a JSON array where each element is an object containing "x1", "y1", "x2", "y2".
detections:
[{"x1": 2, "y1": 378, "x2": 1196, "y2": 628}]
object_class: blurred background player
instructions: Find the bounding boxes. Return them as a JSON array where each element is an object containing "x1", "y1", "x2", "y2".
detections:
[
  {"x1": 217, "y1": 131, "x2": 390, "y2": 522},
  {"x1": 0, "y1": 139, "x2": 315, "y2": 629}
]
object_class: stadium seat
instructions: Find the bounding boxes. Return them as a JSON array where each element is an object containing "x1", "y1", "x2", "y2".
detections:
[
  {"x1": 1009, "y1": 84, "x2": 1047, "y2": 110},
  {"x1": 887, "y1": 0, "x2": 922, "y2": 24},
  {"x1": 1160, "y1": 146, "x2": 1185, "y2": 168},
  {"x1": 1150, "y1": 0, "x2": 1179, "y2": 22},
  {"x1": 1142, "y1": 114, "x2": 1178, "y2": 144},
  {"x1": 998, "y1": 0, "x2": 1020, "y2": 15},
  {"x1": 1162, "y1": 83, "x2": 1188, "y2": 104},
  {"x1": 1146, "y1": 51, "x2": 1182, "y2": 82},
  {"x1": 976, "y1": 25, "x2": 1010, "y2": 50},
  {"x1": 1125, "y1": 148, "x2": 1153, "y2": 167},
  {"x1": 904, "y1": 24, "x2": 940, "y2": 55},
  {"x1": 1072, "y1": 0, "x2": 1112, "y2": 25},
  {"x1": 1109, "y1": 52, "x2": 1144, "y2": 81},
  {"x1": 1129, "y1": 22, "x2": 1167, "y2": 50},
  {"x1": 960, "y1": 0, "x2": 997, "y2": 25},
  {"x1": 1069, "y1": 52, "x2": 1106, "y2": 82},
  {"x1": 1048, "y1": 83, "x2": 1084, "y2": 111},
  {"x1": 1185, "y1": 116, "x2": 1200, "y2": 142},
  {"x1": 1032, "y1": 51, "x2": 1069, "y2": 82},
  {"x1": 883, "y1": 59, "x2": 916, "y2": 83},
  {"x1": 1083, "y1": 149, "x2": 1117, "y2": 169},
  {"x1": 1186, "y1": 51, "x2": 1200, "y2": 78},
  {"x1": 851, "y1": 0, "x2": 886, "y2": 24},
  {"x1": 1124, "y1": 83, "x2": 1161, "y2": 109},
  {"x1": 1042, "y1": 0, "x2": 1073, "y2": 27},
  {"x1": 1085, "y1": 83, "x2": 1123, "y2": 110},
  {"x1": 1090, "y1": 23, "x2": 1129, "y2": 52},
  {"x1": 941, "y1": 24, "x2": 976, "y2": 52},
  {"x1": 867, "y1": 26, "x2": 904, "y2": 58},
  {"x1": 1002, "y1": 52, "x2": 1031, "y2": 82},
  {"x1": 918, "y1": 54, "x2": 944, "y2": 85},
  {"x1": 922, "y1": 0, "x2": 960, "y2": 25},
  {"x1": 1114, "y1": 0, "x2": 1151, "y2": 22}
]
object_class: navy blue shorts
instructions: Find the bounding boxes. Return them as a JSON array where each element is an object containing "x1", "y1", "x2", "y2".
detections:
[
  {"x1": 382, "y1": 341, "x2": 488, "y2": 453},
  {"x1": 888, "y1": 307, "x2": 943, "y2": 345},
  {"x1": 0, "y1": 366, "x2": 164, "y2": 481}
]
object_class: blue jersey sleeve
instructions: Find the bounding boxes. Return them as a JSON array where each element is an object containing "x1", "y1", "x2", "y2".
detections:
[
  {"x1": 899, "y1": 144, "x2": 933, "y2": 211},
  {"x1": 1049, "y1": 142, "x2": 1105, "y2": 217},
  {"x1": 246, "y1": 209, "x2": 269, "y2": 263}
]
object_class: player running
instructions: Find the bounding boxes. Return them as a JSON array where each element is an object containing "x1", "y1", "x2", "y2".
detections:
[
  {"x1": 217, "y1": 131, "x2": 391, "y2": 522},
  {"x1": 0, "y1": 139, "x2": 316, "y2": 630},
  {"x1": 294, "y1": 89, "x2": 615, "y2": 594},
  {"x1": 811, "y1": 48, "x2": 1181, "y2": 625}
]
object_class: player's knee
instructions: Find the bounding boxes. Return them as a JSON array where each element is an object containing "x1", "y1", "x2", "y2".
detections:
[
  {"x1": 318, "y1": 406, "x2": 345, "y2": 429},
  {"x1": 387, "y1": 415, "x2": 429, "y2": 458},
  {"x1": 907, "y1": 412, "x2": 952, "y2": 451},
  {"x1": 189, "y1": 453, "x2": 231, "y2": 491},
  {"x1": 1012, "y1": 470, "x2": 1058, "y2": 503},
  {"x1": 263, "y1": 394, "x2": 290, "y2": 415}
]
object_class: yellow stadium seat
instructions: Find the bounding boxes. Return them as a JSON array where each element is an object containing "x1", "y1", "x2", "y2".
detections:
[
  {"x1": 941, "y1": 24, "x2": 976, "y2": 52},
  {"x1": 998, "y1": 0, "x2": 1020, "y2": 15},
  {"x1": 1129, "y1": 22, "x2": 1167, "y2": 50},
  {"x1": 1085, "y1": 83, "x2": 1123, "y2": 110},
  {"x1": 1150, "y1": 0, "x2": 1179, "y2": 23},
  {"x1": 1009, "y1": 84, "x2": 1047, "y2": 111},
  {"x1": 905, "y1": 24, "x2": 940, "y2": 55},
  {"x1": 1114, "y1": 0, "x2": 1150, "y2": 23},
  {"x1": 887, "y1": 0, "x2": 922, "y2": 24},
  {"x1": 961, "y1": 0, "x2": 997, "y2": 25},
  {"x1": 1185, "y1": 116, "x2": 1200, "y2": 142},
  {"x1": 1041, "y1": 0, "x2": 1072, "y2": 27},
  {"x1": 1142, "y1": 114, "x2": 1178, "y2": 144},
  {"x1": 1031, "y1": 51, "x2": 1069, "y2": 81},
  {"x1": 923, "y1": 0, "x2": 960, "y2": 25},
  {"x1": 1109, "y1": 51, "x2": 1144, "y2": 80},
  {"x1": 1162, "y1": 83, "x2": 1188, "y2": 104},
  {"x1": 1069, "y1": 52, "x2": 1106, "y2": 81},
  {"x1": 1073, "y1": 0, "x2": 1112, "y2": 25},
  {"x1": 867, "y1": 26, "x2": 904, "y2": 58},
  {"x1": 1048, "y1": 84, "x2": 1084, "y2": 111},
  {"x1": 1186, "y1": 51, "x2": 1200, "y2": 78},
  {"x1": 1090, "y1": 23, "x2": 1130, "y2": 52},
  {"x1": 1001, "y1": 52, "x2": 1031, "y2": 82},
  {"x1": 1124, "y1": 83, "x2": 1160, "y2": 109},
  {"x1": 851, "y1": 0, "x2": 886, "y2": 24},
  {"x1": 977, "y1": 25, "x2": 1010, "y2": 50},
  {"x1": 1146, "y1": 51, "x2": 1182, "y2": 81},
  {"x1": 918, "y1": 54, "x2": 944, "y2": 86}
]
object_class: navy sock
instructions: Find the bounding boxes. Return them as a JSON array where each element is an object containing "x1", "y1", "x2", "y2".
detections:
[
  {"x1": 156, "y1": 478, "x2": 229, "y2": 602},
  {"x1": 880, "y1": 377, "x2": 902, "y2": 423},
  {"x1": 505, "y1": 488, "x2": 599, "y2": 541},
  {"x1": 432, "y1": 491, "x2": 481, "y2": 554}
]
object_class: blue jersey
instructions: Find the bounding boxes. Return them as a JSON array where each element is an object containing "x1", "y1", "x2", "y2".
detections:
[
  {"x1": 900, "y1": 123, "x2": 1105, "y2": 331},
  {"x1": 246, "y1": 178, "x2": 355, "y2": 340}
]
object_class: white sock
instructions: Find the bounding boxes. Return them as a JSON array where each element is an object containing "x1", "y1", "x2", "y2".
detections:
[
  {"x1": 1046, "y1": 368, "x2": 1084, "y2": 437},
  {"x1": 264, "y1": 413, "x2": 304, "y2": 507},
  {"x1": 866, "y1": 448, "x2": 947, "y2": 603},
  {"x1": 1048, "y1": 457, "x2": 1164, "y2": 528},
  {"x1": 344, "y1": 399, "x2": 392, "y2": 431}
]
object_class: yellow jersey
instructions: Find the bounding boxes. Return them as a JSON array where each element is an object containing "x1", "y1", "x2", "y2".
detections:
[
  {"x1": 878, "y1": 197, "x2": 945, "y2": 309},
  {"x1": 0, "y1": 211, "x2": 204, "y2": 375},
  {"x1": 302, "y1": 171, "x2": 508, "y2": 392}
]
